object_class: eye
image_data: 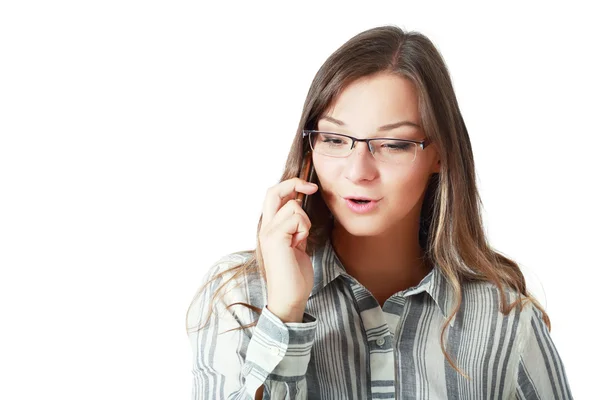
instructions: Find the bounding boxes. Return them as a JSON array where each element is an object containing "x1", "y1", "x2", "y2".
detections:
[
  {"x1": 320, "y1": 134, "x2": 350, "y2": 146},
  {"x1": 383, "y1": 142, "x2": 410, "y2": 150},
  {"x1": 323, "y1": 138, "x2": 343, "y2": 144}
]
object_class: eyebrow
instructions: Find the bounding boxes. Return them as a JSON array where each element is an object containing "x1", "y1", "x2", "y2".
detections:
[{"x1": 319, "y1": 115, "x2": 421, "y2": 131}]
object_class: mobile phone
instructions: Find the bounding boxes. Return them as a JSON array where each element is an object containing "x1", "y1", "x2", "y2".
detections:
[{"x1": 296, "y1": 150, "x2": 315, "y2": 211}]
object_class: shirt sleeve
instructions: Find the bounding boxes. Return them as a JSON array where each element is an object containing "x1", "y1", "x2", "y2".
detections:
[
  {"x1": 515, "y1": 304, "x2": 573, "y2": 400},
  {"x1": 187, "y1": 262, "x2": 318, "y2": 399}
]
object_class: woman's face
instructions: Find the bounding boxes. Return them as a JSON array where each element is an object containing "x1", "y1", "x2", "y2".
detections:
[{"x1": 313, "y1": 72, "x2": 440, "y2": 237}]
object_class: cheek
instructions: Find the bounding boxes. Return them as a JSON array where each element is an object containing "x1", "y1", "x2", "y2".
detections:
[
  {"x1": 384, "y1": 168, "x2": 430, "y2": 203},
  {"x1": 312, "y1": 156, "x2": 339, "y2": 184},
  {"x1": 312, "y1": 158, "x2": 341, "y2": 203}
]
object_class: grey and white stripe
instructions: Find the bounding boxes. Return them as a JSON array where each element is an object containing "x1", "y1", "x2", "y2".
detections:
[{"x1": 187, "y1": 238, "x2": 572, "y2": 399}]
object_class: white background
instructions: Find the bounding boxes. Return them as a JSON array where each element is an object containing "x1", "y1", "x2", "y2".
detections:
[{"x1": 1, "y1": 1, "x2": 597, "y2": 399}]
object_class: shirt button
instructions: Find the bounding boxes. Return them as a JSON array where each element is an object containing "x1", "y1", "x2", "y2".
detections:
[{"x1": 376, "y1": 337, "x2": 385, "y2": 347}]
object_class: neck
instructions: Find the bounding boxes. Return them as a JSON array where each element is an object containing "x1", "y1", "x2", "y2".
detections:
[{"x1": 330, "y1": 212, "x2": 432, "y2": 305}]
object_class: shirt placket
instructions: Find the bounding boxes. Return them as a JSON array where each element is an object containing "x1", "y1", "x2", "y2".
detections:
[{"x1": 345, "y1": 276, "x2": 398, "y2": 399}]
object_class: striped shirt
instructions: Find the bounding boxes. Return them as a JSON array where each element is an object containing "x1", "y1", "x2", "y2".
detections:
[{"x1": 187, "y1": 237, "x2": 572, "y2": 399}]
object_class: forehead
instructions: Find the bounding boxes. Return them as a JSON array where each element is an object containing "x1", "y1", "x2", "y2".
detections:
[{"x1": 318, "y1": 73, "x2": 420, "y2": 133}]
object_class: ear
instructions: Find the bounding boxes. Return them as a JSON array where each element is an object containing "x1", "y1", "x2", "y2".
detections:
[
  {"x1": 432, "y1": 158, "x2": 441, "y2": 174},
  {"x1": 429, "y1": 144, "x2": 441, "y2": 174}
]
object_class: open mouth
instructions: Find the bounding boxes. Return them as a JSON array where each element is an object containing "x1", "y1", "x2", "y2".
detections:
[
  {"x1": 344, "y1": 197, "x2": 380, "y2": 213},
  {"x1": 349, "y1": 199, "x2": 372, "y2": 204}
]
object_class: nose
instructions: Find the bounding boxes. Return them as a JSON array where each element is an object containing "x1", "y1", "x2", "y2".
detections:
[
  {"x1": 344, "y1": 141, "x2": 377, "y2": 181},
  {"x1": 349, "y1": 140, "x2": 375, "y2": 160}
]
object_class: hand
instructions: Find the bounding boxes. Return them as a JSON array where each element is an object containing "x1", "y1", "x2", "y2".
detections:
[{"x1": 258, "y1": 177, "x2": 318, "y2": 322}]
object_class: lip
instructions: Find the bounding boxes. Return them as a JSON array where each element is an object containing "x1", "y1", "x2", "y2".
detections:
[
  {"x1": 343, "y1": 196, "x2": 380, "y2": 201},
  {"x1": 344, "y1": 198, "x2": 380, "y2": 214}
]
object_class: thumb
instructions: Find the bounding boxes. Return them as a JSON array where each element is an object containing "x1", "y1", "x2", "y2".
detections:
[{"x1": 297, "y1": 237, "x2": 308, "y2": 252}]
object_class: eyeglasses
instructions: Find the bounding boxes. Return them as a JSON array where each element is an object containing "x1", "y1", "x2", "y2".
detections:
[{"x1": 302, "y1": 130, "x2": 431, "y2": 165}]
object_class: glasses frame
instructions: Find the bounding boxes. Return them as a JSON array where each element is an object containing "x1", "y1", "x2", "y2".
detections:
[{"x1": 302, "y1": 129, "x2": 431, "y2": 164}]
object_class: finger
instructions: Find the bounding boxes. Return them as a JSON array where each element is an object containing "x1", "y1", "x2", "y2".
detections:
[
  {"x1": 296, "y1": 236, "x2": 308, "y2": 252},
  {"x1": 261, "y1": 178, "x2": 317, "y2": 230},
  {"x1": 291, "y1": 230, "x2": 309, "y2": 250},
  {"x1": 266, "y1": 198, "x2": 311, "y2": 238},
  {"x1": 266, "y1": 207, "x2": 311, "y2": 249}
]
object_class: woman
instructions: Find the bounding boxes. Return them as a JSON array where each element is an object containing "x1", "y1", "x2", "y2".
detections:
[{"x1": 186, "y1": 25, "x2": 572, "y2": 399}]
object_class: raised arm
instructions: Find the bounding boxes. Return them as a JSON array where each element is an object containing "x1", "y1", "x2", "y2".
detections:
[{"x1": 187, "y1": 262, "x2": 318, "y2": 399}]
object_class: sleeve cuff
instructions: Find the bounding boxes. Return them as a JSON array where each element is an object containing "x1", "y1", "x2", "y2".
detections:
[{"x1": 243, "y1": 305, "x2": 317, "y2": 381}]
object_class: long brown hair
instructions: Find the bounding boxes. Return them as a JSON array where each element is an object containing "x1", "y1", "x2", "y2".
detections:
[{"x1": 186, "y1": 24, "x2": 549, "y2": 379}]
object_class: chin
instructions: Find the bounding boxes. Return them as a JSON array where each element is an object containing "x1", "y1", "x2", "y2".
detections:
[{"x1": 333, "y1": 215, "x2": 389, "y2": 237}]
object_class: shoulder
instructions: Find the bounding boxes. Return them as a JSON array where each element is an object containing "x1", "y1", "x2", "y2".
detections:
[
  {"x1": 187, "y1": 250, "x2": 263, "y2": 330},
  {"x1": 462, "y1": 279, "x2": 529, "y2": 310},
  {"x1": 454, "y1": 280, "x2": 544, "y2": 354},
  {"x1": 459, "y1": 279, "x2": 538, "y2": 330},
  {"x1": 200, "y1": 250, "x2": 266, "y2": 308},
  {"x1": 200, "y1": 250, "x2": 254, "y2": 285}
]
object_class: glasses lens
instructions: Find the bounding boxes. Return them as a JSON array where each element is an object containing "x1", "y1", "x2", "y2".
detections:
[
  {"x1": 309, "y1": 132, "x2": 417, "y2": 164},
  {"x1": 370, "y1": 139, "x2": 417, "y2": 164},
  {"x1": 310, "y1": 132, "x2": 352, "y2": 157}
]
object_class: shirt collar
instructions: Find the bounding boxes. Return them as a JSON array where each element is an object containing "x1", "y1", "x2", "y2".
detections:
[{"x1": 309, "y1": 236, "x2": 455, "y2": 320}]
